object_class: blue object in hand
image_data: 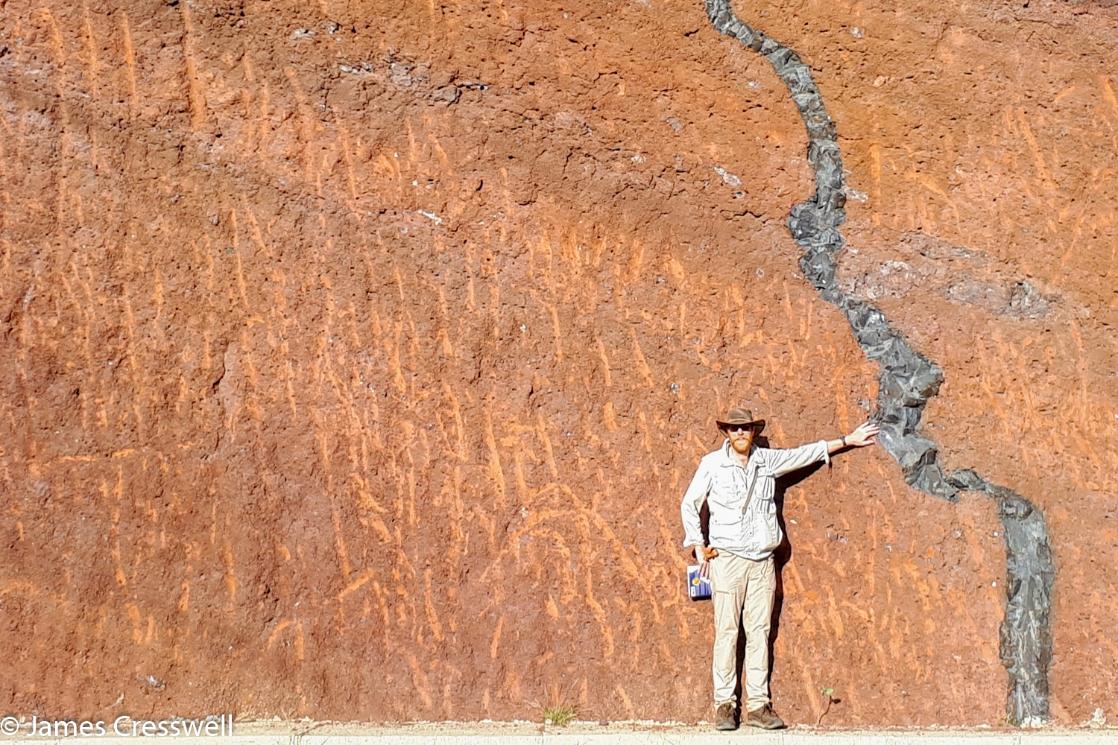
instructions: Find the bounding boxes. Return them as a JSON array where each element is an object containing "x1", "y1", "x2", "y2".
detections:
[{"x1": 687, "y1": 564, "x2": 712, "y2": 600}]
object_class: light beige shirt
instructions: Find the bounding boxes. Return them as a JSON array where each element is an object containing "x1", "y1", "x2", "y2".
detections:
[{"x1": 681, "y1": 438, "x2": 831, "y2": 560}]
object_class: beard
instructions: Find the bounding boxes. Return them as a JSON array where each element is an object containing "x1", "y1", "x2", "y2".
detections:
[{"x1": 730, "y1": 436, "x2": 753, "y2": 454}]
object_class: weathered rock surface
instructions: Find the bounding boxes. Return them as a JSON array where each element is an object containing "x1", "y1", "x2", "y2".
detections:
[{"x1": 1, "y1": 0, "x2": 1115, "y2": 727}]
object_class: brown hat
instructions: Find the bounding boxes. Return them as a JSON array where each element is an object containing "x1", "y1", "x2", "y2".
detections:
[{"x1": 716, "y1": 406, "x2": 766, "y2": 432}]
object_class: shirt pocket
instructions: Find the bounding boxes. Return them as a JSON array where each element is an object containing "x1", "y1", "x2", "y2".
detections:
[
  {"x1": 756, "y1": 487, "x2": 777, "y2": 512},
  {"x1": 708, "y1": 472, "x2": 742, "y2": 511},
  {"x1": 755, "y1": 492, "x2": 780, "y2": 542},
  {"x1": 709, "y1": 509, "x2": 744, "y2": 534},
  {"x1": 754, "y1": 475, "x2": 778, "y2": 516}
]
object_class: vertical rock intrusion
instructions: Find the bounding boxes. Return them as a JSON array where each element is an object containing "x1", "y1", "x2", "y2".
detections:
[{"x1": 703, "y1": 0, "x2": 1055, "y2": 725}]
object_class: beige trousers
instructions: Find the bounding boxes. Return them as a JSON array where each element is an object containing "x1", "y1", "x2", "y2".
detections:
[{"x1": 709, "y1": 552, "x2": 776, "y2": 710}]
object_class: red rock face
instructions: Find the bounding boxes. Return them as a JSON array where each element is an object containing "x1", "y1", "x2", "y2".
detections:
[{"x1": 1, "y1": 0, "x2": 1114, "y2": 727}]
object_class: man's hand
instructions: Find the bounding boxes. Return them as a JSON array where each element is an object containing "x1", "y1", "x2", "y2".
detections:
[
  {"x1": 846, "y1": 421, "x2": 880, "y2": 447},
  {"x1": 692, "y1": 546, "x2": 719, "y2": 578}
]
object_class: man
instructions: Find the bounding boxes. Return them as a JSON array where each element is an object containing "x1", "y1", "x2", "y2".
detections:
[{"x1": 681, "y1": 405, "x2": 879, "y2": 731}]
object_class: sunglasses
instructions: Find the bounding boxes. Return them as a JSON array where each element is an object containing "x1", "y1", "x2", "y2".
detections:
[{"x1": 724, "y1": 424, "x2": 757, "y2": 434}]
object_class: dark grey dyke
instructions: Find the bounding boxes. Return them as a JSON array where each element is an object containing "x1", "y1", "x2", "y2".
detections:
[{"x1": 703, "y1": 0, "x2": 1055, "y2": 725}]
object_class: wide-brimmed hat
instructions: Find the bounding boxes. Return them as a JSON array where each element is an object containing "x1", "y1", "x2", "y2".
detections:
[{"x1": 716, "y1": 406, "x2": 765, "y2": 433}]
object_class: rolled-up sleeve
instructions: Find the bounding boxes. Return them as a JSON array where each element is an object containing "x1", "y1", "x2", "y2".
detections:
[
  {"x1": 764, "y1": 439, "x2": 831, "y2": 477},
  {"x1": 680, "y1": 461, "x2": 711, "y2": 548}
]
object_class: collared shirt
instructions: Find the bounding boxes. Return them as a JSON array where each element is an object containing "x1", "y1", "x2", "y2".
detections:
[{"x1": 680, "y1": 438, "x2": 831, "y2": 560}]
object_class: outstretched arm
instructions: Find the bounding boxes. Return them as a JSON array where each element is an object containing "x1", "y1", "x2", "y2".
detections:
[
  {"x1": 823, "y1": 420, "x2": 879, "y2": 454},
  {"x1": 766, "y1": 421, "x2": 880, "y2": 477}
]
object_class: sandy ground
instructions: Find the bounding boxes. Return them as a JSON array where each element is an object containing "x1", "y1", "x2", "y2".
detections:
[{"x1": 233, "y1": 719, "x2": 1118, "y2": 737}]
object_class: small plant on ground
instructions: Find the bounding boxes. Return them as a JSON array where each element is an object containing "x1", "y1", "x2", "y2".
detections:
[
  {"x1": 530, "y1": 679, "x2": 580, "y2": 728},
  {"x1": 816, "y1": 686, "x2": 837, "y2": 726},
  {"x1": 542, "y1": 703, "x2": 578, "y2": 727}
]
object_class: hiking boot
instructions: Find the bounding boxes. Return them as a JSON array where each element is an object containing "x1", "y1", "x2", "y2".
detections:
[
  {"x1": 745, "y1": 703, "x2": 786, "y2": 730},
  {"x1": 714, "y1": 702, "x2": 737, "y2": 731}
]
